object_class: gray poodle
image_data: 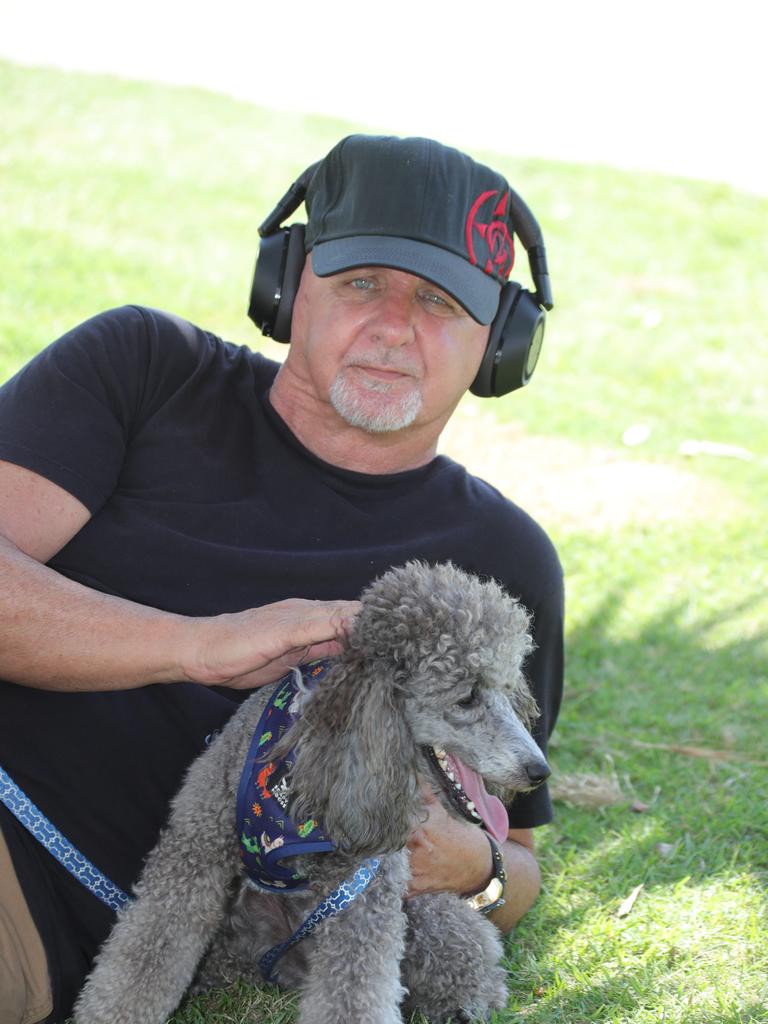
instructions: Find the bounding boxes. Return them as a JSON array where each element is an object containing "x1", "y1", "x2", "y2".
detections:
[{"x1": 74, "y1": 561, "x2": 550, "y2": 1024}]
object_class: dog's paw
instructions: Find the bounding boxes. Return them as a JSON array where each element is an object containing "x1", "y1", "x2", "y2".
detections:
[
  {"x1": 427, "y1": 984, "x2": 508, "y2": 1023},
  {"x1": 419, "y1": 1005, "x2": 500, "y2": 1024},
  {"x1": 401, "y1": 893, "x2": 509, "y2": 1023}
]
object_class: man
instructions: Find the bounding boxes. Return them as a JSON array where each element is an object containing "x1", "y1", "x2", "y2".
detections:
[{"x1": 0, "y1": 134, "x2": 563, "y2": 1023}]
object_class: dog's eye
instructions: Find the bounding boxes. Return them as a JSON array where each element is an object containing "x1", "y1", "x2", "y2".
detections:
[{"x1": 456, "y1": 688, "x2": 479, "y2": 708}]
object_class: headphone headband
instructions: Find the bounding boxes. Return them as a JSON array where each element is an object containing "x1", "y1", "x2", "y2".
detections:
[{"x1": 258, "y1": 162, "x2": 320, "y2": 239}]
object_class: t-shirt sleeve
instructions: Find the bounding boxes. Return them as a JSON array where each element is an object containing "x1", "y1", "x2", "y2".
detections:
[
  {"x1": 0, "y1": 305, "x2": 209, "y2": 512},
  {"x1": 505, "y1": 578, "x2": 564, "y2": 829}
]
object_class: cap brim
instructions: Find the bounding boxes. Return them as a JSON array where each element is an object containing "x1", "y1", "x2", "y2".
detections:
[{"x1": 310, "y1": 236, "x2": 500, "y2": 325}]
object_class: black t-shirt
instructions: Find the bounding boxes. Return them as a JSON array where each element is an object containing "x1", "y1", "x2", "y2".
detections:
[{"x1": 0, "y1": 306, "x2": 563, "y2": 1020}]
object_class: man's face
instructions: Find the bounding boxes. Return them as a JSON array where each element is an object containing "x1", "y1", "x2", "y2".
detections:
[{"x1": 286, "y1": 259, "x2": 491, "y2": 435}]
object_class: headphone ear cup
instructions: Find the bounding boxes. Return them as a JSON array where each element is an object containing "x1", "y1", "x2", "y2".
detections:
[
  {"x1": 248, "y1": 224, "x2": 306, "y2": 343},
  {"x1": 271, "y1": 224, "x2": 306, "y2": 343},
  {"x1": 470, "y1": 281, "x2": 546, "y2": 398}
]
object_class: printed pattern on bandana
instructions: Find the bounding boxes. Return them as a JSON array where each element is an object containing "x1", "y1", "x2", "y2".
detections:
[{"x1": 236, "y1": 661, "x2": 335, "y2": 892}]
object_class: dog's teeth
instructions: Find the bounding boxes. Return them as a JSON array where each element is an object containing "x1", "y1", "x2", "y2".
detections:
[
  {"x1": 433, "y1": 748, "x2": 447, "y2": 760},
  {"x1": 446, "y1": 770, "x2": 455, "y2": 781},
  {"x1": 466, "y1": 800, "x2": 476, "y2": 812}
]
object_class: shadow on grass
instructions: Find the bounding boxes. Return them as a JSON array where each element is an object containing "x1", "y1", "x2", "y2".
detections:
[
  {"x1": 562, "y1": 584, "x2": 767, "y2": 748},
  {"x1": 505, "y1": 953, "x2": 766, "y2": 1024},
  {"x1": 502, "y1": 585, "x2": 768, "y2": 1022}
]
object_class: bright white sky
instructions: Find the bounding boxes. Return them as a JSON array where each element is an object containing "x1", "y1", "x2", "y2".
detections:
[{"x1": 2, "y1": 0, "x2": 766, "y2": 194}]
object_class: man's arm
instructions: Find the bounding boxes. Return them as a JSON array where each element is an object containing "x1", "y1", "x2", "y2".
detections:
[{"x1": 0, "y1": 461, "x2": 358, "y2": 692}]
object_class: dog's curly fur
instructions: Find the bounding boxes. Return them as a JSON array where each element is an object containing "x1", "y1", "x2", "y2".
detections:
[{"x1": 74, "y1": 562, "x2": 550, "y2": 1024}]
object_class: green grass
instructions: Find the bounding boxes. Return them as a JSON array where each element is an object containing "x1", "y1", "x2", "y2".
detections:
[{"x1": 1, "y1": 59, "x2": 766, "y2": 1024}]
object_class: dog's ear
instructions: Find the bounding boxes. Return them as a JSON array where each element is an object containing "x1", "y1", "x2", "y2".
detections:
[{"x1": 286, "y1": 659, "x2": 420, "y2": 856}]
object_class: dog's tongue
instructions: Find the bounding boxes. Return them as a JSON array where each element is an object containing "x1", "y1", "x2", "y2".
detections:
[{"x1": 450, "y1": 755, "x2": 509, "y2": 844}]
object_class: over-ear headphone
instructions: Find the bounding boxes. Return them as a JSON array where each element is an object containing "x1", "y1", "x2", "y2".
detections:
[
  {"x1": 248, "y1": 163, "x2": 553, "y2": 398},
  {"x1": 248, "y1": 163, "x2": 318, "y2": 346}
]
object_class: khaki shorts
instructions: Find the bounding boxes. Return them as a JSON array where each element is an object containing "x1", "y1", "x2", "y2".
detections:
[{"x1": 0, "y1": 829, "x2": 53, "y2": 1024}]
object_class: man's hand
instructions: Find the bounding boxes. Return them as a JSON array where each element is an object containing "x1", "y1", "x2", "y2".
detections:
[{"x1": 183, "y1": 599, "x2": 360, "y2": 689}]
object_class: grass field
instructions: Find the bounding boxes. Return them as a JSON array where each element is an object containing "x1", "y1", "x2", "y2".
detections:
[{"x1": 1, "y1": 59, "x2": 766, "y2": 1024}]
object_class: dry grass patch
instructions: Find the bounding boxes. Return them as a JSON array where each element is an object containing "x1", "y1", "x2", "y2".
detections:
[{"x1": 439, "y1": 403, "x2": 741, "y2": 533}]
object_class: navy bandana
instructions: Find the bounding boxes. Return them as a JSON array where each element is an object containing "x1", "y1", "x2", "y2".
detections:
[{"x1": 236, "y1": 661, "x2": 335, "y2": 892}]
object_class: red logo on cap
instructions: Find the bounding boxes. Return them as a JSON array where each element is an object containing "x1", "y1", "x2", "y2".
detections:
[{"x1": 465, "y1": 190, "x2": 515, "y2": 279}]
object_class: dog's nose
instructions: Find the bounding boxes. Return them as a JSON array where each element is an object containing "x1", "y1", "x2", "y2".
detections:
[{"x1": 525, "y1": 760, "x2": 551, "y2": 785}]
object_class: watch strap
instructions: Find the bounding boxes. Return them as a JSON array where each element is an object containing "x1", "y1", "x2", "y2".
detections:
[{"x1": 465, "y1": 832, "x2": 507, "y2": 914}]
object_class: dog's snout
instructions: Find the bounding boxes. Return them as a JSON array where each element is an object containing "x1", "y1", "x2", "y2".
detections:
[{"x1": 525, "y1": 759, "x2": 551, "y2": 786}]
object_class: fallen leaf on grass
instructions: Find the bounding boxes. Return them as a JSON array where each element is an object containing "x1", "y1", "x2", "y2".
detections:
[
  {"x1": 617, "y1": 884, "x2": 644, "y2": 918},
  {"x1": 550, "y1": 772, "x2": 624, "y2": 808},
  {"x1": 629, "y1": 739, "x2": 767, "y2": 766},
  {"x1": 623, "y1": 423, "x2": 651, "y2": 446},
  {"x1": 630, "y1": 785, "x2": 660, "y2": 814},
  {"x1": 679, "y1": 439, "x2": 753, "y2": 460},
  {"x1": 655, "y1": 842, "x2": 676, "y2": 858}
]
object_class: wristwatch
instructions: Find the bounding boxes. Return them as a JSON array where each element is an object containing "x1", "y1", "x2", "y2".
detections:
[{"x1": 465, "y1": 833, "x2": 507, "y2": 914}]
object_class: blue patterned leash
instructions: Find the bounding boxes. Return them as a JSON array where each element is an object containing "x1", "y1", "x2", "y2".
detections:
[
  {"x1": 258, "y1": 856, "x2": 381, "y2": 983},
  {"x1": 1, "y1": 763, "x2": 378, "y2": 967},
  {"x1": 0, "y1": 764, "x2": 379, "y2": 968},
  {"x1": 0, "y1": 765, "x2": 131, "y2": 912}
]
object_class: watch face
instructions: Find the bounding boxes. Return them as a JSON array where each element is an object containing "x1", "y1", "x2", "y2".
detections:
[
  {"x1": 468, "y1": 876, "x2": 504, "y2": 911},
  {"x1": 481, "y1": 877, "x2": 504, "y2": 907}
]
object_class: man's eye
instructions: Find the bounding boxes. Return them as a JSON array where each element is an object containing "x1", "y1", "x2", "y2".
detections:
[
  {"x1": 349, "y1": 277, "x2": 376, "y2": 290},
  {"x1": 420, "y1": 290, "x2": 462, "y2": 316},
  {"x1": 422, "y1": 291, "x2": 449, "y2": 306}
]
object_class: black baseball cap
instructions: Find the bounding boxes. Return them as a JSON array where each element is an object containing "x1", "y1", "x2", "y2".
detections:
[{"x1": 304, "y1": 135, "x2": 518, "y2": 325}]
